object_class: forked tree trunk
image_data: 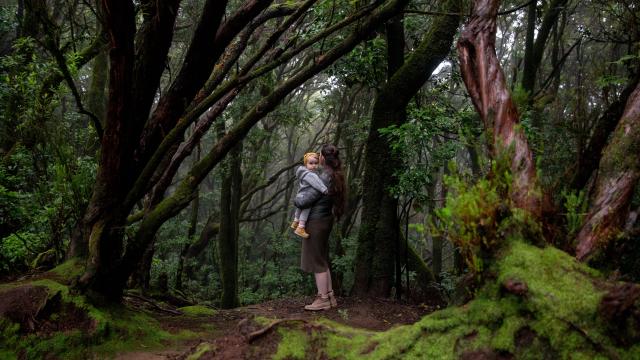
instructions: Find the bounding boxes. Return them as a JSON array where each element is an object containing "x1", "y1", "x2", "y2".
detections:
[
  {"x1": 457, "y1": 0, "x2": 540, "y2": 216},
  {"x1": 575, "y1": 84, "x2": 640, "y2": 261}
]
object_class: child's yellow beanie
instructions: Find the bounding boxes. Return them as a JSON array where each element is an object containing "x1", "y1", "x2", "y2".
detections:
[{"x1": 303, "y1": 152, "x2": 319, "y2": 165}]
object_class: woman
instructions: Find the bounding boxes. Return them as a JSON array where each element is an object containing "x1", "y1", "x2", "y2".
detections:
[{"x1": 294, "y1": 144, "x2": 346, "y2": 311}]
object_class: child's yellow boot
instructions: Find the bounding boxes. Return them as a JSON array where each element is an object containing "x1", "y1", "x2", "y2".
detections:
[{"x1": 294, "y1": 227, "x2": 310, "y2": 239}]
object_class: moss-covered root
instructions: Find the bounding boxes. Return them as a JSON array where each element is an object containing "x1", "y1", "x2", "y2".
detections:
[{"x1": 266, "y1": 241, "x2": 640, "y2": 359}]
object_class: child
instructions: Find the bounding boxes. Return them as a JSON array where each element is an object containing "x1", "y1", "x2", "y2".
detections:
[{"x1": 291, "y1": 152, "x2": 328, "y2": 238}]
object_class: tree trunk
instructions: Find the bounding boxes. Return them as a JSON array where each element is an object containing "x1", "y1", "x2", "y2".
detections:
[
  {"x1": 86, "y1": 50, "x2": 108, "y2": 127},
  {"x1": 176, "y1": 185, "x2": 200, "y2": 291},
  {"x1": 185, "y1": 216, "x2": 220, "y2": 281},
  {"x1": 458, "y1": 0, "x2": 540, "y2": 216},
  {"x1": 575, "y1": 83, "x2": 640, "y2": 261},
  {"x1": 353, "y1": 0, "x2": 461, "y2": 297},
  {"x1": 75, "y1": 0, "x2": 137, "y2": 300},
  {"x1": 570, "y1": 74, "x2": 640, "y2": 191},
  {"x1": 521, "y1": 0, "x2": 568, "y2": 100},
  {"x1": 218, "y1": 141, "x2": 243, "y2": 308},
  {"x1": 129, "y1": 241, "x2": 154, "y2": 292}
]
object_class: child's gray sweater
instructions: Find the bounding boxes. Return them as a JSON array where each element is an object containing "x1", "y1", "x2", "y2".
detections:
[{"x1": 295, "y1": 166, "x2": 328, "y2": 205}]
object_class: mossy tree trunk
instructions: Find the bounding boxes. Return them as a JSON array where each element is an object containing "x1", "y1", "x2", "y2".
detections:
[
  {"x1": 575, "y1": 83, "x2": 640, "y2": 261},
  {"x1": 185, "y1": 216, "x2": 220, "y2": 281},
  {"x1": 176, "y1": 185, "x2": 200, "y2": 291},
  {"x1": 457, "y1": 0, "x2": 540, "y2": 217},
  {"x1": 353, "y1": 0, "x2": 461, "y2": 297},
  {"x1": 570, "y1": 74, "x2": 640, "y2": 191},
  {"x1": 218, "y1": 141, "x2": 243, "y2": 308}
]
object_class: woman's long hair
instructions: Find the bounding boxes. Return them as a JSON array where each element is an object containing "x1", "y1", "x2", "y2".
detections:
[{"x1": 321, "y1": 144, "x2": 346, "y2": 220}]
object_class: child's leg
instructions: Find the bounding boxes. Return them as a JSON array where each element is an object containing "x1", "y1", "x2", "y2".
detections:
[
  {"x1": 298, "y1": 208, "x2": 310, "y2": 228},
  {"x1": 294, "y1": 207, "x2": 302, "y2": 221}
]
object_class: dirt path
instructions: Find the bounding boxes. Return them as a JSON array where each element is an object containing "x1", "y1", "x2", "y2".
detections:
[{"x1": 116, "y1": 296, "x2": 434, "y2": 359}]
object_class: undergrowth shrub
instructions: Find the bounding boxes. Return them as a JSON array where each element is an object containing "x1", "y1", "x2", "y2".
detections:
[{"x1": 434, "y1": 158, "x2": 541, "y2": 276}]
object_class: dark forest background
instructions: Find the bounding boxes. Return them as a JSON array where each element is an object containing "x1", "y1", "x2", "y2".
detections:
[{"x1": 0, "y1": 0, "x2": 639, "y2": 312}]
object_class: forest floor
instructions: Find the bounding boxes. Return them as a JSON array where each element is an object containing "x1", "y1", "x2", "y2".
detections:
[{"x1": 115, "y1": 295, "x2": 435, "y2": 359}]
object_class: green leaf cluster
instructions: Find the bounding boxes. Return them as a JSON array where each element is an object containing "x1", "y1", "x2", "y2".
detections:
[{"x1": 434, "y1": 158, "x2": 540, "y2": 275}]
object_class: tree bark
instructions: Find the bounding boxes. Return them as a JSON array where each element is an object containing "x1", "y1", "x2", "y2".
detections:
[
  {"x1": 353, "y1": 0, "x2": 461, "y2": 297},
  {"x1": 176, "y1": 184, "x2": 200, "y2": 291},
  {"x1": 575, "y1": 83, "x2": 640, "y2": 261},
  {"x1": 76, "y1": 0, "x2": 136, "y2": 300},
  {"x1": 129, "y1": 241, "x2": 154, "y2": 292},
  {"x1": 86, "y1": 49, "x2": 108, "y2": 128},
  {"x1": 458, "y1": 0, "x2": 540, "y2": 216},
  {"x1": 218, "y1": 141, "x2": 243, "y2": 308},
  {"x1": 185, "y1": 216, "x2": 220, "y2": 281},
  {"x1": 570, "y1": 74, "x2": 640, "y2": 191}
]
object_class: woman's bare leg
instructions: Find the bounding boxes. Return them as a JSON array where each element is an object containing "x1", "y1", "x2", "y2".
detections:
[{"x1": 314, "y1": 271, "x2": 328, "y2": 295}]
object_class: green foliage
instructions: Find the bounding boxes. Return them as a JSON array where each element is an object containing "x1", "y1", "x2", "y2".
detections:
[
  {"x1": 239, "y1": 228, "x2": 309, "y2": 305},
  {"x1": 0, "y1": 232, "x2": 45, "y2": 273},
  {"x1": 561, "y1": 189, "x2": 589, "y2": 237},
  {"x1": 378, "y1": 96, "x2": 475, "y2": 202},
  {"x1": 331, "y1": 233, "x2": 358, "y2": 292},
  {"x1": 434, "y1": 159, "x2": 540, "y2": 275},
  {"x1": 329, "y1": 37, "x2": 387, "y2": 87},
  {"x1": 0, "y1": 37, "x2": 97, "y2": 274}
]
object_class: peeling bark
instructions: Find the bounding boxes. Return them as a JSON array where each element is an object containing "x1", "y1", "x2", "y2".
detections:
[
  {"x1": 575, "y1": 84, "x2": 640, "y2": 261},
  {"x1": 457, "y1": 0, "x2": 540, "y2": 216}
]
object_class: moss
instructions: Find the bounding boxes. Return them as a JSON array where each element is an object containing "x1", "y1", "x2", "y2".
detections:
[
  {"x1": 48, "y1": 258, "x2": 85, "y2": 281},
  {"x1": 324, "y1": 330, "x2": 371, "y2": 359},
  {"x1": 186, "y1": 342, "x2": 215, "y2": 360},
  {"x1": 253, "y1": 315, "x2": 276, "y2": 326},
  {"x1": 178, "y1": 305, "x2": 217, "y2": 317},
  {"x1": 0, "y1": 277, "x2": 184, "y2": 359},
  {"x1": 273, "y1": 328, "x2": 308, "y2": 360},
  {"x1": 417, "y1": 306, "x2": 465, "y2": 332},
  {"x1": 497, "y1": 241, "x2": 604, "y2": 326},
  {"x1": 257, "y1": 239, "x2": 637, "y2": 359},
  {"x1": 408, "y1": 328, "x2": 468, "y2": 359},
  {"x1": 491, "y1": 316, "x2": 525, "y2": 352},
  {"x1": 367, "y1": 324, "x2": 423, "y2": 358},
  {"x1": 0, "y1": 318, "x2": 20, "y2": 358}
]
